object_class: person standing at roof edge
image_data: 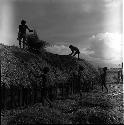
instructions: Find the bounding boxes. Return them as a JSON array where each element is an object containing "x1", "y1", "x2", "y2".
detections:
[{"x1": 17, "y1": 19, "x2": 33, "y2": 49}]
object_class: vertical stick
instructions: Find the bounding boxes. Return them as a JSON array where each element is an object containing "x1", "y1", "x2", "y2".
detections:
[{"x1": 20, "y1": 85, "x2": 23, "y2": 107}]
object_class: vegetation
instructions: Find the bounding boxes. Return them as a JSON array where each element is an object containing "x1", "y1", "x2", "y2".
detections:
[
  {"x1": 1, "y1": 84, "x2": 123, "y2": 124},
  {"x1": 1, "y1": 43, "x2": 123, "y2": 124},
  {"x1": 26, "y1": 30, "x2": 49, "y2": 51}
]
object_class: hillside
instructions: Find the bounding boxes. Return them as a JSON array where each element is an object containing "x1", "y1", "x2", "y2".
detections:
[
  {"x1": 1, "y1": 44, "x2": 123, "y2": 124},
  {"x1": 1, "y1": 43, "x2": 98, "y2": 88}
]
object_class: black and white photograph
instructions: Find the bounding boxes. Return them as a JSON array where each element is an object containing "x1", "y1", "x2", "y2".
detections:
[{"x1": 1, "y1": 0, "x2": 123, "y2": 124}]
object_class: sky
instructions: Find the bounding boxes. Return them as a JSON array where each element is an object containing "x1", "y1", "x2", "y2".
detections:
[{"x1": 0, "y1": 0, "x2": 123, "y2": 67}]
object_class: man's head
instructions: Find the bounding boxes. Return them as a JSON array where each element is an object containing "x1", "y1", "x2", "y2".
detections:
[
  {"x1": 21, "y1": 20, "x2": 26, "y2": 25},
  {"x1": 69, "y1": 45, "x2": 73, "y2": 49}
]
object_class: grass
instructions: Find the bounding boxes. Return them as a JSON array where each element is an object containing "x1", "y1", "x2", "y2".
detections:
[
  {"x1": 1, "y1": 84, "x2": 123, "y2": 125},
  {"x1": 73, "y1": 107, "x2": 121, "y2": 124},
  {"x1": 1, "y1": 44, "x2": 123, "y2": 124}
]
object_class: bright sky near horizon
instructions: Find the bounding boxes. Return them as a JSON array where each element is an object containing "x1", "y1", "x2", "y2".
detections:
[{"x1": 0, "y1": 0, "x2": 123, "y2": 66}]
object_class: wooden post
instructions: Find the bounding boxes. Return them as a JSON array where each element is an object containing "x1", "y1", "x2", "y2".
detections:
[{"x1": 19, "y1": 85, "x2": 23, "y2": 107}]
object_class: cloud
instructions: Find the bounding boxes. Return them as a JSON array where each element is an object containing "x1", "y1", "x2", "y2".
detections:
[
  {"x1": 0, "y1": 1, "x2": 16, "y2": 45},
  {"x1": 86, "y1": 32, "x2": 122, "y2": 63},
  {"x1": 90, "y1": 32, "x2": 122, "y2": 51},
  {"x1": 46, "y1": 44, "x2": 95, "y2": 57},
  {"x1": 45, "y1": 32, "x2": 122, "y2": 65},
  {"x1": 80, "y1": 48, "x2": 95, "y2": 55},
  {"x1": 46, "y1": 45, "x2": 71, "y2": 55},
  {"x1": 104, "y1": 0, "x2": 122, "y2": 8}
]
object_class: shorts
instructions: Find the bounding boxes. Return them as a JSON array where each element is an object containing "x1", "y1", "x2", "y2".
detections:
[{"x1": 18, "y1": 33, "x2": 26, "y2": 40}]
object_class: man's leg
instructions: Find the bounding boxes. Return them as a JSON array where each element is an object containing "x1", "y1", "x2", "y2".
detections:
[
  {"x1": 73, "y1": 51, "x2": 79, "y2": 59},
  {"x1": 22, "y1": 38, "x2": 26, "y2": 49},
  {"x1": 22, "y1": 34, "x2": 26, "y2": 49},
  {"x1": 19, "y1": 40, "x2": 21, "y2": 48},
  {"x1": 18, "y1": 33, "x2": 22, "y2": 48},
  {"x1": 73, "y1": 51, "x2": 76, "y2": 56}
]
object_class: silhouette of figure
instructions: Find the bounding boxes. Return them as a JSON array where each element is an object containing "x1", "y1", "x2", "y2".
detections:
[
  {"x1": 121, "y1": 62, "x2": 123, "y2": 81},
  {"x1": 17, "y1": 20, "x2": 33, "y2": 49},
  {"x1": 117, "y1": 62, "x2": 123, "y2": 83},
  {"x1": 70, "y1": 66, "x2": 84, "y2": 94},
  {"x1": 69, "y1": 45, "x2": 80, "y2": 59},
  {"x1": 118, "y1": 70, "x2": 121, "y2": 83},
  {"x1": 41, "y1": 67, "x2": 52, "y2": 107},
  {"x1": 100, "y1": 67, "x2": 108, "y2": 92}
]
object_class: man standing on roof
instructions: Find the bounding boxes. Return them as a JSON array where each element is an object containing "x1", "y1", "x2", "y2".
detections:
[{"x1": 17, "y1": 19, "x2": 33, "y2": 49}]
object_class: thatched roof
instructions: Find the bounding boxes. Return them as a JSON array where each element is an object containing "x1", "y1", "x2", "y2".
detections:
[{"x1": 1, "y1": 44, "x2": 98, "y2": 88}]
